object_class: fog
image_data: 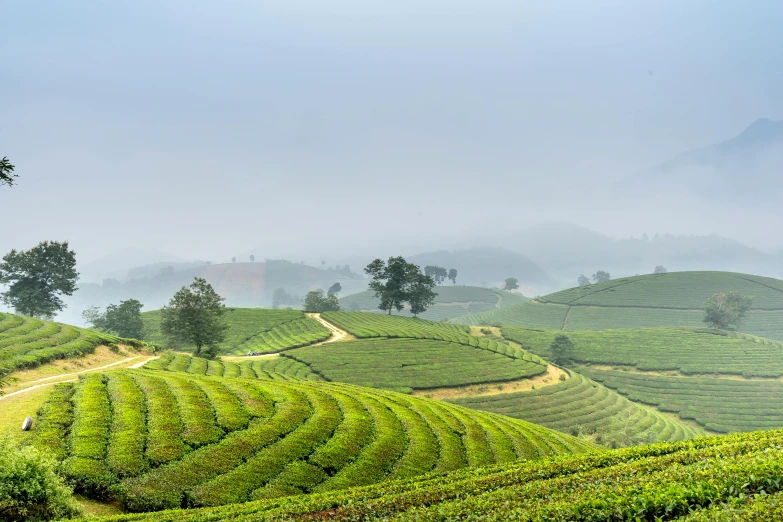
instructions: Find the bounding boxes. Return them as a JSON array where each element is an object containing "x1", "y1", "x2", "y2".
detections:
[{"x1": 2, "y1": 1, "x2": 783, "y2": 280}]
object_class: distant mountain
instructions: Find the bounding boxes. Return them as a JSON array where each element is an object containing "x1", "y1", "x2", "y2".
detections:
[
  {"x1": 79, "y1": 247, "x2": 186, "y2": 283},
  {"x1": 626, "y1": 118, "x2": 783, "y2": 201},
  {"x1": 408, "y1": 247, "x2": 550, "y2": 289}
]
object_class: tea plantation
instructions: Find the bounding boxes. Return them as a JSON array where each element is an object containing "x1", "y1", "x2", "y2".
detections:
[
  {"x1": 33, "y1": 371, "x2": 594, "y2": 513},
  {"x1": 85, "y1": 428, "x2": 783, "y2": 521},
  {"x1": 141, "y1": 308, "x2": 330, "y2": 355},
  {"x1": 0, "y1": 311, "x2": 142, "y2": 372},
  {"x1": 145, "y1": 352, "x2": 324, "y2": 381}
]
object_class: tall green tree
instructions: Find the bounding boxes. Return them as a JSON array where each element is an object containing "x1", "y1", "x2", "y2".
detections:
[
  {"x1": 302, "y1": 289, "x2": 340, "y2": 312},
  {"x1": 82, "y1": 299, "x2": 144, "y2": 339},
  {"x1": 161, "y1": 277, "x2": 228, "y2": 356},
  {"x1": 0, "y1": 157, "x2": 16, "y2": 187},
  {"x1": 703, "y1": 291, "x2": 754, "y2": 330},
  {"x1": 503, "y1": 277, "x2": 519, "y2": 291},
  {"x1": 365, "y1": 257, "x2": 437, "y2": 315},
  {"x1": 549, "y1": 333, "x2": 574, "y2": 364},
  {"x1": 448, "y1": 268, "x2": 458, "y2": 285},
  {"x1": 327, "y1": 282, "x2": 342, "y2": 295},
  {"x1": 0, "y1": 241, "x2": 79, "y2": 318}
]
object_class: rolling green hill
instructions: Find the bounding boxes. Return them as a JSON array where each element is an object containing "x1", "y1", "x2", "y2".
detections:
[
  {"x1": 33, "y1": 371, "x2": 594, "y2": 513},
  {"x1": 141, "y1": 308, "x2": 330, "y2": 355},
  {"x1": 0, "y1": 312, "x2": 142, "y2": 374},
  {"x1": 87, "y1": 428, "x2": 783, "y2": 522},
  {"x1": 455, "y1": 271, "x2": 783, "y2": 340},
  {"x1": 340, "y1": 286, "x2": 528, "y2": 321}
]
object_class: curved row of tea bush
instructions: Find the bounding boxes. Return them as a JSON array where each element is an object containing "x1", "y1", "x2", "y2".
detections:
[
  {"x1": 145, "y1": 352, "x2": 324, "y2": 381},
  {"x1": 451, "y1": 300, "x2": 570, "y2": 329},
  {"x1": 33, "y1": 371, "x2": 593, "y2": 512},
  {"x1": 450, "y1": 371, "x2": 702, "y2": 446},
  {"x1": 0, "y1": 312, "x2": 141, "y2": 372},
  {"x1": 140, "y1": 309, "x2": 330, "y2": 355},
  {"x1": 88, "y1": 428, "x2": 783, "y2": 522},
  {"x1": 502, "y1": 325, "x2": 783, "y2": 377},
  {"x1": 286, "y1": 338, "x2": 546, "y2": 393},
  {"x1": 579, "y1": 365, "x2": 783, "y2": 433}
]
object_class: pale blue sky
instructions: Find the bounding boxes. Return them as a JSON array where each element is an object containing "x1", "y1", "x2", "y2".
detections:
[{"x1": 2, "y1": 1, "x2": 782, "y2": 262}]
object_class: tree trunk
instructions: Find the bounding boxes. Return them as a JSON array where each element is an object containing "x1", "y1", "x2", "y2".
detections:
[{"x1": 195, "y1": 343, "x2": 202, "y2": 355}]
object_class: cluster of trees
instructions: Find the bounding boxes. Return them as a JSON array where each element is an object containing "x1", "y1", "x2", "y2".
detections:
[
  {"x1": 301, "y1": 281, "x2": 343, "y2": 312},
  {"x1": 82, "y1": 299, "x2": 144, "y2": 338},
  {"x1": 423, "y1": 266, "x2": 458, "y2": 285},
  {"x1": 271, "y1": 287, "x2": 299, "y2": 309},
  {"x1": 577, "y1": 271, "x2": 611, "y2": 287},
  {"x1": 366, "y1": 257, "x2": 437, "y2": 316}
]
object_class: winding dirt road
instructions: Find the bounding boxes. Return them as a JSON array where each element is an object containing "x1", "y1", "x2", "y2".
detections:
[{"x1": 307, "y1": 313, "x2": 355, "y2": 344}]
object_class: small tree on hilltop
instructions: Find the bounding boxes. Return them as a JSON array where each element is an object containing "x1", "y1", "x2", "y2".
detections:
[
  {"x1": 0, "y1": 241, "x2": 79, "y2": 319},
  {"x1": 703, "y1": 291, "x2": 753, "y2": 330},
  {"x1": 549, "y1": 334, "x2": 574, "y2": 365},
  {"x1": 592, "y1": 270, "x2": 610, "y2": 283},
  {"x1": 654, "y1": 265, "x2": 667, "y2": 274},
  {"x1": 327, "y1": 282, "x2": 342, "y2": 296},
  {"x1": 448, "y1": 268, "x2": 458, "y2": 285},
  {"x1": 578, "y1": 274, "x2": 590, "y2": 287},
  {"x1": 0, "y1": 156, "x2": 17, "y2": 187},
  {"x1": 302, "y1": 289, "x2": 340, "y2": 312},
  {"x1": 503, "y1": 277, "x2": 519, "y2": 291},
  {"x1": 161, "y1": 277, "x2": 228, "y2": 357},
  {"x1": 365, "y1": 256, "x2": 437, "y2": 315}
]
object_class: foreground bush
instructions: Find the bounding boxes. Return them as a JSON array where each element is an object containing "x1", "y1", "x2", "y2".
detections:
[{"x1": 0, "y1": 440, "x2": 82, "y2": 521}]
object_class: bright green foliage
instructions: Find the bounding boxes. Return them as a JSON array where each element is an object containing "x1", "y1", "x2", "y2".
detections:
[
  {"x1": 580, "y1": 366, "x2": 783, "y2": 433},
  {"x1": 87, "y1": 429, "x2": 783, "y2": 522},
  {"x1": 502, "y1": 326, "x2": 783, "y2": 377},
  {"x1": 322, "y1": 311, "x2": 471, "y2": 338},
  {"x1": 0, "y1": 240, "x2": 78, "y2": 319},
  {"x1": 147, "y1": 352, "x2": 324, "y2": 381},
  {"x1": 142, "y1": 308, "x2": 330, "y2": 355},
  {"x1": 703, "y1": 290, "x2": 754, "y2": 329},
  {"x1": 302, "y1": 289, "x2": 340, "y2": 312},
  {"x1": 161, "y1": 277, "x2": 228, "y2": 356},
  {"x1": 450, "y1": 371, "x2": 702, "y2": 446},
  {"x1": 33, "y1": 373, "x2": 592, "y2": 512},
  {"x1": 287, "y1": 338, "x2": 546, "y2": 393},
  {"x1": 453, "y1": 300, "x2": 569, "y2": 328},
  {"x1": 106, "y1": 374, "x2": 148, "y2": 477},
  {"x1": 0, "y1": 439, "x2": 83, "y2": 521},
  {"x1": 31, "y1": 383, "x2": 75, "y2": 460}
]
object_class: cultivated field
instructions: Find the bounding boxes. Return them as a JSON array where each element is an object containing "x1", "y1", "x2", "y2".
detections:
[
  {"x1": 146, "y1": 352, "x2": 324, "y2": 381},
  {"x1": 141, "y1": 308, "x2": 331, "y2": 355},
  {"x1": 84, "y1": 428, "x2": 783, "y2": 521},
  {"x1": 32, "y1": 371, "x2": 593, "y2": 513}
]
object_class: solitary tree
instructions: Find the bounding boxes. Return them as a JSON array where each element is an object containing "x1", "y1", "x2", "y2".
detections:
[
  {"x1": 0, "y1": 241, "x2": 79, "y2": 318},
  {"x1": 407, "y1": 272, "x2": 438, "y2": 317},
  {"x1": 549, "y1": 334, "x2": 574, "y2": 364},
  {"x1": 0, "y1": 157, "x2": 16, "y2": 187},
  {"x1": 250, "y1": 255, "x2": 255, "y2": 262},
  {"x1": 327, "y1": 282, "x2": 342, "y2": 295},
  {"x1": 448, "y1": 268, "x2": 458, "y2": 285},
  {"x1": 592, "y1": 270, "x2": 611, "y2": 283},
  {"x1": 503, "y1": 277, "x2": 519, "y2": 291},
  {"x1": 161, "y1": 277, "x2": 228, "y2": 357},
  {"x1": 653, "y1": 265, "x2": 668, "y2": 274},
  {"x1": 302, "y1": 289, "x2": 340, "y2": 312},
  {"x1": 82, "y1": 299, "x2": 144, "y2": 339},
  {"x1": 578, "y1": 274, "x2": 591, "y2": 287},
  {"x1": 703, "y1": 291, "x2": 754, "y2": 330},
  {"x1": 365, "y1": 256, "x2": 437, "y2": 315}
]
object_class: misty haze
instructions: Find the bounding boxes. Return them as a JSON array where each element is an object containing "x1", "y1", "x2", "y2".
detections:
[{"x1": 2, "y1": 2, "x2": 783, "y2": 521}]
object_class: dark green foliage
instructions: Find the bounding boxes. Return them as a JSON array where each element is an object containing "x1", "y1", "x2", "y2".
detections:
[
  {"x1": 0, "y1": 240, "x2": 78, "y2": 318},
  {"x1": 365, "y1": 257, "x2": 437, "y2": 316},
  {"x1": 302, "y1": 289, "x2": 340, "y2": 312},
  {"x1": 407, "y1": 272, "x2": 437, "y2": 316},
  {"x1": 0, "y1": 156, "x2": 16, "y2": 187},
  {"x1": 161, "y1": 277, "x2": 228, "y2": 356},
  {"x1": 549, "y1": 333, "x2": 574, "y2": 364},
  {"x1": 424, "y1": 266, "x2": 448, "y2": 284},
  {"x1": 448, "y1": 268, "x2": 457, "y2": 285},
  {"x1": 654, "y1": 265, "x2": 668, "y2": 274},
  {"x1": 85, "y1": 299, "x2": 145, "y2": 339},
  {"x1": 503, "y1": 277, "x2": 519, "y2": 291},
  {"x1": 327, "y1": 282, "x2": 342, "y2": 295},
  {"x1": 0, "y1": 440, "x2": 83, "y2": 521},
  {"x1": 704, "y1": 291, "x2": 754, "y2": 330}
]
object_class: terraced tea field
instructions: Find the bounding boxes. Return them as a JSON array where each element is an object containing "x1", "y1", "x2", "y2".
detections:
[
  {"x1": 0, "y1": 312, "x2": 140, "y2": 372},
  {"x1": 145, "y1": 352, "x2": 323, "y2": 381},
  {"x1": 450, "y1": 371, "x2": 702, "y2": 445},
  {"x1": 455, "y1": 272, "x2": 783, "y2": 340},
  {"x1": 33, "y1": 371, "x2": 593, "y2": 513},
  {"x1": 87, "y1": 428, "x2": 783, "y2": 522},
  {"x1": 141, "y1": 308, "x2": 330, "y2": 355},
  {"x1": 340, "y1": 286, "x2": 527, "y2": 321},
  {"x1": 502, "y1": 326, "x2": 783, "y2": 377}
]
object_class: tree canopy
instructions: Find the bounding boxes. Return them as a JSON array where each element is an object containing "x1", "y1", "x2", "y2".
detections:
[
  {"x1": 592, "y1": 270, "x2": 611, "y2": 283},
  {"x1": 424, "y1": 266, "x2": 448, "y2": 285},
  {"x1": 503, "y1": 277, "x2": 519, "y2": 291},
  {"x1": 327, "y1": 282, "x2": 342, "y2": 295},
  {"x1": 302, "y1": 289, "x2": 340, "y2": 312},
  {"x1": 578, "y1": 274, "x2": 591, "y2": 287},
  {"x1": 703, "y1": 291, "x2": 754, "y2": 330},
  {"x1": 161, "y1": 277, "x2": 228, "y2": 357},
  {"x1": 0, "y1": 157, "x2": 16, "y2": 187},
  {"x1": 82, "y1": 299, "x2": 144, "y2": 339},
  {"x1": 365, "y1": 256, "x2": 437, "y2": 316},
  {"x1": 0, "y1": 241, "x2": 79, "y2": 319},
  {"x1": 549, "y1": 333, "x2": 574, "y2": 364},
  {"x1": 653, "y1": 265, "x2": 668, "y2": 274},
  {"x1": 448, "y1": 268, "x2": 458, "y2": 285}
]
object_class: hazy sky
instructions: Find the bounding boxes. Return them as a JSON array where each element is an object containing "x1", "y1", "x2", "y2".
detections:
[{"x1": 2, "y1": 1, "x2": 782, "y2": 264}]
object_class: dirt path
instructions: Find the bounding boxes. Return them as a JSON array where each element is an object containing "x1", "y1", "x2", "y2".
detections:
[
  {"x1": 308, "y1": 313, "x2": 356, "y2": 344},
  {"x1": 413, "y1": 364, "x2": 569, "y2": 400},
  {"x1": 0, "y1": 355, "x2": 158, "y2": 402},
  {"x1": 562, "y1": 306, "x2": 572, "y2": 330}
]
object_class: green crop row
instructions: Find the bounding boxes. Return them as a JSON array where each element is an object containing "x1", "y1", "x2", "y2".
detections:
[
  {"x1": 145, "y1": 352, "x2": 323, "y2": 381},
  {"x1": 36, "y1": 373, "x2": 592, "y2": 512}
]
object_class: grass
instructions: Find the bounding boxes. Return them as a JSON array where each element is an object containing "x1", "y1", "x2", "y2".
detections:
[
  {"x1": 141, "y1": 308, "x2": 331, "y2": 355},
  {"x1": 82, "y1": 428, "x2": 783, "y2": 521},
  {"x1": 32, "y1": 371, "x2": 593, "y2": 512},
  {"x1": 0, "y1": 384, "x2": 53, "y2": 444}
]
